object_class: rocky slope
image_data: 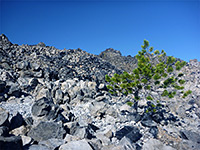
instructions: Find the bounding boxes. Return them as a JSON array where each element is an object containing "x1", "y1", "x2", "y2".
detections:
[{"x1": 0, "y1": 34, "x2": 200, "y2": 150}]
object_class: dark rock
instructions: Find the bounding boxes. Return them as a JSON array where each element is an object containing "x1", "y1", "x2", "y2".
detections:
[
  {"x1": 141, "y1": 114, "x2": 157, "y2": 127},
  {"x1": 37, "y1": 42, "x2": 46, "y2": 47},
  {"x1": 58, "y1": 67, "x2": 76, "y2": 80},
  {"x1": 0, "y1": 135, "x2": 23, "y2": 150},
  {"x1": 27, "y1": 121, "x2": 66, "y2": 142},
  {"x1": 188, "y1": 99, "x2": 196, "y2": 105},
  {"x1": 7, "y1": 82, "x2": 22, "y2": 97},
  {"x1": 115, "y1": 126, "x2": 142, "y2": 142},
  {"x1": 29, "y1": 78, "x2": 39, "y2": 88},
  {"x1": 125, "y1": 128, "x2": 142, "y2": 143},
  {"x1": 73, "y1": 124, "x2": 98, "y2": 140},
  {"x1": 31, "y1": 97, "x2": 60, "y2": 120},
  {"x1": 0, "y1": 34, "x2": 12, "y2": 51},
  {"x1": 10, "y1": 112, "x2": 24, "y2": 130},
  {"x1": 0, "y1": 80, "x2": 6, "y2": 92},
  {"x1": 0, "y1": 126, "x2": 9, "y2": 136},
  {"x1": 152, "y1": 112, "x2": 164, "y2": 123},
  {"x1": 0, "y1": 94, "x2": 6, "y2": 102},
  {"x1": 31, "y1": 97, "x2": 51, "y2": 117}
]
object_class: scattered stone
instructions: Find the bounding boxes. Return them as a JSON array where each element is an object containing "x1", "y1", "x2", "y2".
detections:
[{"x1": 0, "y1": 34, "x2": 200, "y2": 149}]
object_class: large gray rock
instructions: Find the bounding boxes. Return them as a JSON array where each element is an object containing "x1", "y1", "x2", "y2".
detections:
[
  {"x1": 115, "y1": 126, "x2": 142, "y2": 143},
  {"x1": 59, "y1": 139, "x2": 93, "y2": 150},
  {"x1": 0, "y1": 108, "x2": 9, "y2": 127},
  {"x1": 31, "y1": 97, "x2": 60, "y2": 120},
  {"x1": 39, "y1": 138, "x2": 65, "y2": 150},
  {"x1": 180, "y1": 130, "x2": 200, "y2": 144},
  {"x1": 27, "y1": 121, "x2": 66, "y2": 142},
  {"x1": 27, "y1": 144, "x2": 51, "y2": 150},
  {"x1": 142, "y1": 139, "x2": 176, "y2": 150}
]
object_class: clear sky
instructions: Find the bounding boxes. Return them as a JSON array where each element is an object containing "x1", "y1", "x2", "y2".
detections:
[{"x1": 1, "y1": 0, "x2": 199, "y2": 62}]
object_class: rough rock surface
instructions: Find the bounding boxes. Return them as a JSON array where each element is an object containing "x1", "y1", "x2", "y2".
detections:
[{"x1": 0, "y1": 34, "x2": 200, "y2": 150}]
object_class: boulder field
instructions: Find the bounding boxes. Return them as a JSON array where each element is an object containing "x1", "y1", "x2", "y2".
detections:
[{"x1": 0, "y1": 34, "x2": 200, "y2": 150}]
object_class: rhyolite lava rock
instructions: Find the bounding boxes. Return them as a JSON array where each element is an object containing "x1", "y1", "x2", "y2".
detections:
[{"x1": 0, "y1": 34, "x2": 200, "y2": 150}]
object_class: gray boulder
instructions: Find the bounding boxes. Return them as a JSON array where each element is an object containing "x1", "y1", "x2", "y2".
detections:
[
  {"x1": 26, "y1": 144, "x2": 51, "y2": 150},
  {"x1": 0, "y1": 108, "x2": 9, "y2": 127},
  {"x1": 39, "y1": 138, "x2": 65, "y2": 150},
  {"x1": 142, "y1": 138, "x2": 176, "y2": 150},
  {"x1": 27, "y1": 121, "x2": 66, "y2": 142},
  {"x1": 115, "y1": 126, "x2": 142, "y2": 143},
  {"x1": 31, "y1": 97, "x2": 61, "y2": 120},
  {"x1": 59, "y1": 139, "x2": 93, "y2": 150}
]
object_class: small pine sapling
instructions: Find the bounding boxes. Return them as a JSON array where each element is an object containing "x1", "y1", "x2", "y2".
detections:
[{"x1": 105, "y1": 40, "x2": 191, "y2": 113}]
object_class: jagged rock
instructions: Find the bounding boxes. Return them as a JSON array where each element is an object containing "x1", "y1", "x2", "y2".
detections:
[
  {"x1": 115, "y1": 126, "x2": 142, "y2": 142},
  {"x1": 0, "y1": 108, "x2": 9, "y2": 127},
  {"x1": 9, "y1": 112, "x2": 24, "y2": 130},
  {"x1": 141, "y1": 114, "x2": 157, "y2": 127},
  {"x1": 15, "y1": 61, "x2": 29, "y2": 70},
  {"x1": 31, "y1": 97, "x2": 61, "y2": 120},
  {"x1": 0, "y1": 80, "x2": 6, "y2": 92},
  {"x1": 59, "y1": 139, "x2": 93, "y2": 150},
  {"x1": 39, "y1": 138, "x2": 65, "y2": 150},
  {"x1": 149, "y1": 126, "x2": 158, "y2": 138},
  {"x1": 26, "y1": 144, "x2": 51, "y2": 150},
  {"x1": 21, "y1": 135, "x2": 32, "y2": 146},
  {"x1": 7, "y1": 81, "x2": 22, "y2": 97},
  {"x1": 0, "y1": 126, "x2": 9, "y2": 136},
  {"x1": 180, "y1": 130, "x2": 200, "y2": 144},
  {"x1": 9, "y1": 125, "x2": 28, "y2": 136},
  {"x1": 0, "y1": 135, "x2": 23, "y2": 150},
  {"x1": 0, "y1": 34, "x2": 200, "y2": 150},
  {"x1": 54, "y1": 89, "x2": 64, "y2": 104},
  {"x1": 142, "y1": 138, "x2": 176, "y2": 150},
  {"x1": 0, "y1": 34, "x2": 12, "y2": 51},
  {"x1": 27, "y1": 121, "x2": 66, "y2": 142}
]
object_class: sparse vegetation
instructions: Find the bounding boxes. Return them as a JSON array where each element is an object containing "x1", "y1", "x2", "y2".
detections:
[{"x1": 105, "y1": 40, "x2": 191, "y2": 112}]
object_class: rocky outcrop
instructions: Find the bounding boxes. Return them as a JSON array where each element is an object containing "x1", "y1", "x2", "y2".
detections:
[{"x1": 0, "y1": 34, "x2": 200, "y2": 150}]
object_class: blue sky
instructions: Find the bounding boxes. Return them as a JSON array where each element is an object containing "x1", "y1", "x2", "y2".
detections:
[{"x1": 1, "y1": 0, "x2": 199, "y2": 62}]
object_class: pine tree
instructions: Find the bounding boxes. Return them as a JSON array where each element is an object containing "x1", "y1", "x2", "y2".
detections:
[{"x1": 105, "y1": 40, "x2": 191, "y2": 113}]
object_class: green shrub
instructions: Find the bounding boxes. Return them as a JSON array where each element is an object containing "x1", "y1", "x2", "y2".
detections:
[{"x1": 105, "y1": 40, "x2": 191, "y2": 113}]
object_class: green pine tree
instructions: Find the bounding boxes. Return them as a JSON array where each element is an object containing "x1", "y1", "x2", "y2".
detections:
[{"x1": 105, "y1": 40, "x2": 191, "y2": 113}]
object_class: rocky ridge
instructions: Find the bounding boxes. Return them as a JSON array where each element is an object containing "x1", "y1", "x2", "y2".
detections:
[{"x1": 0, "y1": 34, "x2": 200, "y2": 150}]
